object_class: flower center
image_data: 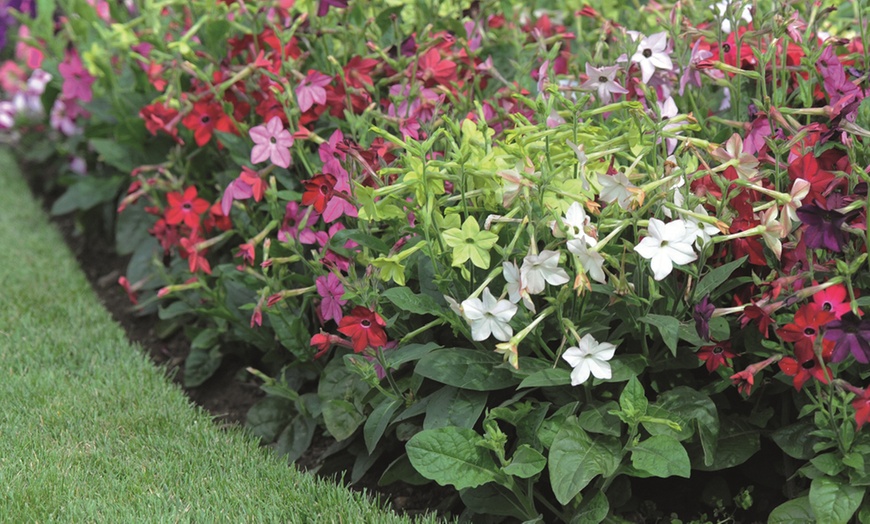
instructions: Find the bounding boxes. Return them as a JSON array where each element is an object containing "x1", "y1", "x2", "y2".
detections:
[
  {"x1": 801, "y1": 360, "x2": 815, "y2": 370},
  {"x1": 643, "y1": 48, "x2": 652, "y2": 58},
  {"x1": 319, "y1": 184, "x2": 330, "y2": 195},
  {"x1": 598, "y1": 76, "x2": 608, "y2": 83},
  {"x1": 270, "y1": 136, "x2": 277, "y2": 144},
  {"x1": 465, "y1": 237, "x2": 476, "y2": 244},
  {"x1": 182, "y1": 202, "x2": 192, "y2": 211},
  {"x1": 804, "y1": 327, "x2": 816, "y2": 336},
  {"x1": 722, "y1": 43, "x2": 731, "y2": 54},
  {"x1": 200, "y1": 115, "x2": 211, "y2": 124},
  {"x1": 822, "y1": 302, "x2": 832, "y2": 311},
  {"x1": 713, "y1": 345, "x2": 724, "y2": 354},
  {"x1": 361, "y1": 319, "x2": 371, "y2": 328}
]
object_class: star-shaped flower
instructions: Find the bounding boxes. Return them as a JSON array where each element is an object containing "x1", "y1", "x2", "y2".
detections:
[
  {"x1": 520, "y1": 250, "x2": 570, "y2": 295},
  {"x1": 579, "y1": 63, "x2": 628, "y2": 104},
  {"x1": 630, "y1": 31, "x2": 673, "y2": 84},
  {"x1": 634, "y1": 218, "x2": 698, "y2": 281},
  {"x1": 461, "y1": 288, "x2": 518, "y2": 342},
  {"x1": 562, "y1": 334, "x2": 616, "y2": 385},
  {"x1": 443, "y1": 216, "x2": 500, "y2": 269}
]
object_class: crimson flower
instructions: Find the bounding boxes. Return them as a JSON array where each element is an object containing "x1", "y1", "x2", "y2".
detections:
[
  {"x1": 740, "y1": 302, "x2": 778, "y2": 338},
  {"x1": 301, "y1": 173, "x2": 337, "y2": 213},
  {"x1": 730, "y1": 369, "x2": 755, "y2": 396},
  {"x1": 179, "y1": 235, "x2": 211, "y2": 274},
  {"x1": 852, "y1": 387, "x2": 870, "y2": 429},
  {"x1": 776, "y1": 303, "x2": 835, "y2": 355},
  {"x1": 813, "y1": 284, "x2": 853, "y2": 319},
  {"x1": 338, "y1": 306, "x2": 388, "y2": 353},
  {"x1": 139, "y1": 103, "x2": 181, "y2": 142},
  {"x1": 697, "y1": 341, "x2": 736, "y2": 373},
  {"x1": 788, "y1": 152, "x2": 834, "y2": 205},
  {"x1": 778, "y1": 343, "x2": 832, "y2": 392},
  {"x1": 165, "y1": 186, "x2": 210, "y2": 230},
  {"x1": 181, "y1": 99, "x2": 235, "y2": 146},
  {"x1": 416, "y1": 48, "x2": 458, "y2": 87}
]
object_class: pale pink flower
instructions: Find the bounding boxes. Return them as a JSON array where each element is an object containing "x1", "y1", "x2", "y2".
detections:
[
  {"x1": 295, "y1": 70, "x2": 331, "y2": 112},
  {"x1": 630, "y1": 32, "x2": 673, "y2": 84},
  {"x1": 580, "y1": 64, "x2": 628, "y2": 104},
  {"x1": 250, "y1": 116, "x2": 293, "y2": 168}
]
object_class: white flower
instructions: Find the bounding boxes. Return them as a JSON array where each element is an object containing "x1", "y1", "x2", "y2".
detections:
[
  {"x1": 559, "y1": 201, "x2": 597, "y2": 246},
  {"x1": 630, "y1": 31, "x2": 673, "y2": 84},
  {"x1": 783, "y1": 178, "x2": 811, "y2": 233},
  {"x1": 503, "y1": 261, "x2": 535, "y2": 312},
  {"x1": 634, "y1": 218, "x2": 698, "y2": 281},
  {"x1": 461, "y1": 288, "x2": 517, "y2": 342},
  {"x1": 521, "y1": 250, "x2": 570, "y2": 295},
  {"x1": 579, "y1": 63, "x2": 629, "y2": 105},
  {"x1": 567, "y1": 239, "x2": 606, "y2": 284},
  {"x1": 712, "y1": 0, "x2": 752, "y2": 33},
  {"x1": 597, "y1": 172, "x2": 636, "y2": 209},
  {"x1": 562, "y1": 334, "x2": 616, "y2": 386},
  {"x1": 682, "y1": 204, "x2": 721, "y2": 249}
]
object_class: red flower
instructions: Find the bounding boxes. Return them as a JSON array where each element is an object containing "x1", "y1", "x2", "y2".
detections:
[
  {"x1": 788, "y1": 152, "x2": 835, "y2": 206},
  {"x1": 181, "y1": 99, "x2": 235, "y2": 146},
  {"x1": 776, "y1": 303, "x2": 836, "y2": 355},
  {"x1": 778, "y1": 342, "x2": 833, "y2": 392},
  {"x1": 697, "y1": 341, "x2": 737, "y2": 373},
  {"x1": 813, "y1": 284, "x2": 853, "y2": 319},
  {"x1": 853, "y1": 387, "x2": 870, "y2": 429},
  {"x1": 140, "y1": 102, "x2": 181, "y2": 142},
  {"x1": 740, "y1": 301, "x2": 779, "y2": 338},
  {"x1": 179, "y1": 235, "x2": 211, "y2": 274},
  {"x1": 730, "y1": 369, "x2": 755, "y2": 396},
  {"x1": 301, "y1": 173, "x2": 337, "y2": 213},
  {"x1": 344, "y1": 56, "x2": 379, "y2": 88},
  {"x1": 118, "y1": 276, "x2": 139, "y2": 305},
  {"x1": 416, "y1": 48, "x2": 458, "y2": 87},
  {"x1": 165, "y1": 186, "x2": 210, "y2": 230},
  {"x1": 337, "y1": 306, "x2": 388, "y2": 352}
]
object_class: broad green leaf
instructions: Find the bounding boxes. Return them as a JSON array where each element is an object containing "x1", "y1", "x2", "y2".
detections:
[
  {"x1": 328, "y1": 228, "x2": 390, "y2": 255},
  {"x1": 503, "y1": 444, "x2": 546, "y2": 479},
  {"x1": 809, "y1": 476, "x2": 864, "y2": 524},
  {"x1": 318, "y1": 356, "x2": 368, "y2": 402},
  {"x1": 518, "y1": 368, "x2": 571, "y2": 388},
  {"x1": 364, "y1": 397, "x2": 402, "y2": 454},
  {"x1": 416, "y1": 348, "x2": 520, "y2": 391},
  {"x1": 183, "y1": 346, "x2": 222, "y2": 388},
  {"x1": 51, "y1": 175, "x2": 123, "y2": 215},
  {"x1": 382, "y1": 287, "x2": 442, "y2": 316},
  {"x1": 424, "y1": 387, "x2": 487, "y2": 430},
  {"x1": 322, "y1": 399, "x2": 365, "y2": 441},
  {"x1": 247, "y1": 396, "x2": 294, "y2": 441},
  {"x1": 577, "y1": 401, "x2": 622, "y2": 437},
  {"x1": 694, "y1": 256, "x2": 748, "y2": 301},
  {"x1": 539, "y1": 403, "x2": 579, "y2": 449},
  {"x1": 656, "y1": 387, "x2": 719, "y2": 467},
  {"x1": 549, "y1": 419, "x2": 621, "y2": 505},
  {"x1": 768, "y1": 497, "x2": 815, "y2": 523},
  {"x1": 602, "y1": 354, "x2": 648, "y2": 383},
  {"x1": 811, "y1": 453, "x2": 846, "y2": 477},
  {"x1": 639, "y1": 315, "x2": 680, "y2": 356},
  {"x1": 619, "y1": 377, "x2": 648, "y2": 420},
  {"x1": 406, "y1": 427, "x2": 500, "y2": 489},
  {"x1": 694, "y1": 417, "x2": 759, "y2": 471},
  {"x1": 379, "y1": 455, "x2": 429, "y2": 486},
  {"x1": 460, "y1": 484, "x2": 527, "y2": 518},
  {"x1": 571, "y1": 491, "x2": 610, "y2": 524},
  {"x1": 386, "y1": 342, "x2": 441, "y2": 367},
  {"x1": 275, "y1": 415, "x2": 316, "y2": 463},
  {"x1": 771, "y1": 420, "x2": 823, "y2": 460},
  {"x1": 630, "y1": 435, "x2": 690, "y2": 478},
  {"x1": 115, "y1": 201, "x2": 154, "y2": 255},
  {"x1": 90, "y1": 138, "x2": 144, "y2": 172}
]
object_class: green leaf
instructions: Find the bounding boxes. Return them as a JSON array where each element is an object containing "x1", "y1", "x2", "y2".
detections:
[
  {"x1": 771, "y1": 420, "x2": 823, "y2": 460},
  {"x1": 549, "y1": 419, "x2": 620, "y2": 505},
  {"x1": 460, "y1": 484, "x2": 526, "y2": 518},
  {"x1": 571, "y1": 491, "x2": 610, "y2": 524},
  {"x1": 322, "y1": 399, "x2": 365, "y2": 441},
  {"x1": 518, "y1": 367, "x2": 571, "y2": 388},
  {"x1": 424, "y1": 387, "x2": 487, "y2": 430},
  {"x1": 503, "y1": 444, "x2": 546, "y2": 479},
  {"x1": 694, "y1": 256, "x2": 747, "y2": 301},
  {"x1": 51, "y1": 176, "x2": 123, "y2": 215},
  {"x1": 811, "y1": 453, "x2": 846, "y2": 477},
  {"x1": 415, "y1": 348, "x2": 520, "y2": 391},
  {"x1": 379, "y1": 455, "x2": 430, "y2": 487},
  {"x1": 809, "y1": 476, "x2": 864, "y2": 524},
  {"x1": 386, "y1": 342, "x2": 441, "y2": 367},
  {"x1": 406, "y1": 427, "x2": 500, "y2": 490},
  {"x1": 639, "y1": 315, "x2": 681, "y2": 356},
  {"x1": 183, "y1": 346, "x2": 222, "y2": 388},
  {"x1": 275, "y1": 415, "x2": 316, "y2": 463},
  {"x1": 630, "y1": 435, "x2": 690, "y2": 478},
  {"x1": 382, "y1": 287, "x2": 442, "y2": 316},
  {"x1": 768, "y1": 497, "x2": 815, "y2": 523},
  {"x1": 115, "y1": 201, "x2": 154, "y2": 255},
  {"x1": 90, "y1": 138, "x2": 144, "y2": 172},
  {"x1": 694, "y1": 417, "x2": 759, "y2": 471},
  {"x1": 577, "y1": 401, "x2": 622, "y2": 437},
  {"x1": 329, "y1": 228, "x2": 390, "y2": 256},
  {"x1": 619, "y1": 377, "x2": 648, "y2": 420},
  {"x1": 656, "y1": 387, "x2": 719, "y2": 467},
  {"x1": 246, "y1": 396, "x2": 294, "y2": 441},
  {"x1": 364, "y1": 397, "x2": 402, "y2": 454},
  {"x1": 602, "y1": 354, "x2": 648, "y2": 383}
]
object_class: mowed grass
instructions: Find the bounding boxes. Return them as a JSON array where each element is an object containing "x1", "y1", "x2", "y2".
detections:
[{"x1": 0, "y1": 149, "x2": 439, "y2": 524}]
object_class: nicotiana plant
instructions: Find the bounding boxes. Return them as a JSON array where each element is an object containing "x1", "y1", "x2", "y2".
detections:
[{"x1": 4, "y1": 0, "x2": 870, "y2": 521}]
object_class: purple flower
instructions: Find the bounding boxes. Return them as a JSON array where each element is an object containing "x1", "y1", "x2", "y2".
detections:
[
  {"x1": 679, "y1": 39, "x2": 713, "y2": 95},
  {"x1": 317, "y1": 0, "x2": 348, "y2": 17},
  {"x1": 316, "y1": 273, "x2": 347, "y2": 323},
  {"x1": 825, "y1": 313, "x2": 870, "y2": 364},
  {"x1": 796, "y1": 203, "x2": 855, "y2": 253},
  {"x1": 694, "y1": 295, "x2": 715, "y2": 341}
]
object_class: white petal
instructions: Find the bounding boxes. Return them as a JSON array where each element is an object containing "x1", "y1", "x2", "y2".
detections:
[
  {"x1": 591, "y1": 342, "x2": 616, "y2": 361},
  {"x1": 587, "y1": 358, "x2": 612, "y2": 380},
  {"x1": 650, "y1": 252, "x2": 674, "y2": 280},
  {"x1": 570, "y1": 363, "x2": 591, "y2": 386},
  {"x1": 665, "y1": 243, "x2": 698, "y2": 266},
  {"x1": 461, "y1": 298, "x2": 485, "y2": 320},
  {"x1": 633, "y1": 237, "x2": 661, "y2": 260},
  {"x1": 490, "y1": 320, "x2": 513, "y2": 342},
  {"x1": 470, "y1": 318, "x2": 491, "y2": 341},
  {"x1": 562, "y1": 347, "x2": 584, "y2": 367}
]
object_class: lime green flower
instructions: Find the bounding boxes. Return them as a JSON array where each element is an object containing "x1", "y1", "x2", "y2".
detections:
[{"x1": 443, "y1": 216, "x2": 499, "y2": 269}]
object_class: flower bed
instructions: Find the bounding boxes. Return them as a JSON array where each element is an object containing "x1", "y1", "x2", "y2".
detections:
[{"x1": 4, "y1": 0, "x2": 870, "y2": 521}]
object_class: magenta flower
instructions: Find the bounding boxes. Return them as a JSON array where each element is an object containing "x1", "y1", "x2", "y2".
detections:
[
  {"x1": 250, "y1": 116, "x2": 293, "y2": 168},
  {"x1": 317, "y1": 0, "x2": 348, "y2": 16},
  {"x1": 679, "y1": 39, "x2": 713, "y2": 95},
  {"x1": 316, "y1": 273, "x2": 347, "y2": 323},
  {"x1": 58, "y1": 52, "x2": 95, "y2": 103},
  {"x1": 278, "y1": 201, "x2": 321, "y2": 244},
  {"x1": 295, "y1": 70, "x2": 331, "y2": 112},
  {"x1": 221, "y1": 178, "x2": 253, "y2": 216}
]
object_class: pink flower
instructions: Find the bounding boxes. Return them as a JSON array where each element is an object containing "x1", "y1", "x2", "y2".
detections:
[
  {"x1": 316, "y1": 273, "x2": 347, "y2": 323},
  {"x1": 278, "y1": 201, "x2": 320, "y2": 243},
  {"x1": 295, "y1": 70, "x2": 331, "y2": 112},
  {"x1": 250, "y1": 116, "x2": 293, "y2": 168},
  {"x1": 580, "y1": 64, "x2": 628, "y2": 104},
  {"x1": 58, "y1": 52, "x2": 95, "y2": 103}
]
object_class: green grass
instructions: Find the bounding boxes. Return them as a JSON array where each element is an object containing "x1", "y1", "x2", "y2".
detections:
[{"x1": 0, "y1": 149, "x2": 439, "y2": 524}]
